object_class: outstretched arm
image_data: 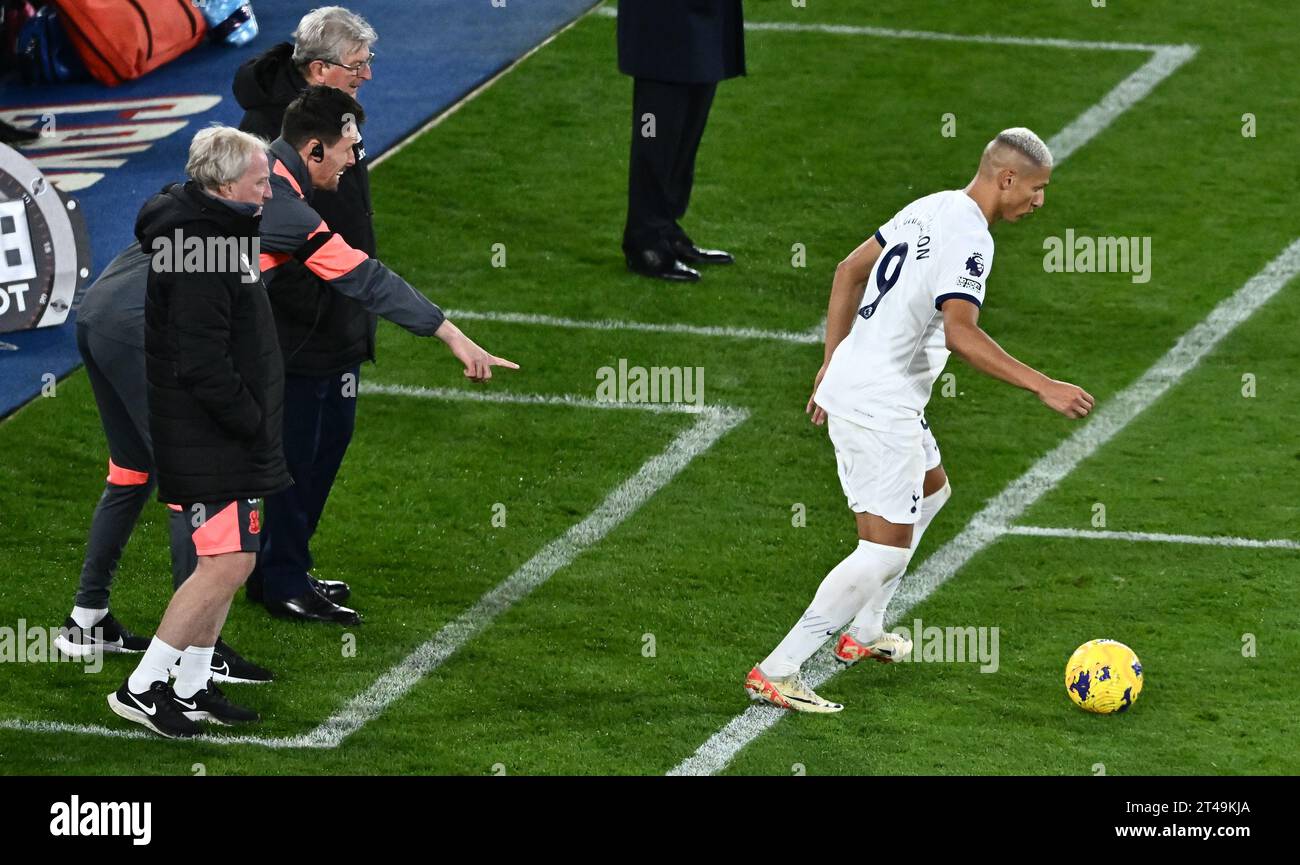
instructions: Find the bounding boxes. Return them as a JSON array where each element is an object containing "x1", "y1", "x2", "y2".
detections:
[{"x1": 941, "y1": 297, "x2": 1094, "y2": 418}]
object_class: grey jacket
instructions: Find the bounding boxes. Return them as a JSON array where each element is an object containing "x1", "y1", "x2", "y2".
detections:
[{"x1": 259, "y1": 138, "x2": 445, "y2": 340}]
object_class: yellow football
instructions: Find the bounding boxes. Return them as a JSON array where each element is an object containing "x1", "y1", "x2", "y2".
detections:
[{"x1": 1065, "y1": 639, "x2": 1144, "y2": 714}]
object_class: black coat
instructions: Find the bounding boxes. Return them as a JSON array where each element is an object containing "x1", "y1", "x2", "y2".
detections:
[
  {"x1": 617, "y1": 0, "x2": 745, "y2": 84},
  {"x1": 232, "y1": 42, "x2": 379, "y2": 376},
  {"x1": 138, "y1": 182, "x2": 291, "y2": 504}
]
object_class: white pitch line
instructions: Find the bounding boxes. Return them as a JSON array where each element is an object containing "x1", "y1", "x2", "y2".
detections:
[
  {"x1": 444, "y1": 309, "x2": 821, "y2": 346},
  {"x1": 369, "y1": 1, "x2": 606, "y2": 168},
  {"x1": 0, "y1": 389, "x2": 748, "y2": 748},
  {"x1": 593, "y1": 4, "x2": 1189, "y2": 53},
  {"x1": 1007, "y1": 525, "x2": 1300, "y2": 551},
  {"x1": 451, "y1": 11, "x2": 1195, "y2": 344},
  {"x1": 360, "y1": 381, "x2": 715, "y2": 414},
  {"x1": 295, "y1": 404, "x2": 747, "y2": 749},
  {"x1": 669, "y1": 237, "x2": 1300, "y2": 776},
  {"x1": 1048, "y1": 45, "x2": 1197, "y2": 164}
]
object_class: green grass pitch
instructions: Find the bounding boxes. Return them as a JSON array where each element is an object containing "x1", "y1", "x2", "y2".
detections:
[{"x1": 1, "y1": 0, "x2": 1297, "y2": 775}]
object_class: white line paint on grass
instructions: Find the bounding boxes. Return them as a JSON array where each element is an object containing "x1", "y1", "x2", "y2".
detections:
[
  {"x1": 297, "y1": 404, "x2": 748, "y2": 749},
  {"x1": 593, "y1": 6, "x2": 1190, "y2": 54},
  {"x1": 445, "y1": 309, "x2": 822, "y2": 346},
  {"x1": 457, "y1": 12, "x2": 1196, "y2": 343},
  {"x1": 360, "y1": 381, "x2": 716, "y2": 414},
  {"x1": 669, "y1": 238, "x2": 1300, "y2": 776},
  {"x1": 1007, "y1": 525, "x2": 1300, "y2": 551},
  {"x1": 370, "y1": 2, "x2": 606, "y2": 169},
  {"x1": 0, "y1": 387, "x2": 748, "y2": 748},
  {"x1": 1048, "y1": 45, "x2": 1197, "y2": 164}
]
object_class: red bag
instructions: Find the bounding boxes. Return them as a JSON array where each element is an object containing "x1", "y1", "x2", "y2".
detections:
[{"x1": 53, "y1": 0, "x2": 206, "y2": 86}]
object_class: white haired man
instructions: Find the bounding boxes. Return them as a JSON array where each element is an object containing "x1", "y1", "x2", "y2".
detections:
[
  {"x1": 58, "y1": 128, "x2": 278, "y2": 684},
  {"x1": 231, "y1": 6, "x2": 381, "y2": 623},
  {"x1": 745, "y1": 128, "x2": 1095, "y2": 712},
  {"x1": 108, "y1": 126, "x2": 285, "y2": 737}
]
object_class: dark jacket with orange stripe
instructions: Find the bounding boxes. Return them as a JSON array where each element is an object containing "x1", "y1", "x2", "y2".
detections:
[
  {"x1": 259, "y1": 140, "x2": 446, "y2": 357},
  {"x1": 233, "y1": 42, "x2": 379, "y2": 376},
  {"x1": 137, "y1": 182, "x2": 291, "y2": 504}
]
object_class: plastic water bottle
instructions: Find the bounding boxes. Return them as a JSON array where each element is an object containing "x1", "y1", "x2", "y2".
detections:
[{"x1": 196, "y1": 0, "x2": 259, "y2": 47}]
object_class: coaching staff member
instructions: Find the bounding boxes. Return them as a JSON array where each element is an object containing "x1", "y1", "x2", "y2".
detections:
[
  {"x1": 257, "y1": 87, "x2": 517, "y2": 624},
  {"x1": 232, "y1": 7, "x2": 377, "y2": 621},
  {"x1": 108, "y1": 126, "x2": 286, "y2": 737},
  {"x1": 55, "y1": 241, "x2": 273, "y2": 685},
  {"x1": 619, "y1": 0, "x2": 745, "y2": 282}
]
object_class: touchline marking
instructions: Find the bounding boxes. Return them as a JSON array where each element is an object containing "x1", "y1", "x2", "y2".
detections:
[
  {"x1": 369, "y1": 1, "x2": 605, "y2": 169},
  {"x1": 669, "y1": 238, "x2": 1300, "y2": 776},
  {"x1": 0, "y1": 387, "x2": 748, "y2": 748},
  {"x1": 445, "y1": 309, "x2": 821, "y2": 346},
  {"x1": 296, "y1": 403, "x2": 747, "y2": 750},
  {"x1": 593, "y1": 5, "x2": 1190, "y2": 53},
  {"x1": 1007, "y1": 525, "x2": 1300, "y2": 551},
  {"x1": 453, "y1": 10, "x2": 1195, "y2": 342},
  {"x1": 1048, "y1": 45, "x2": 1196, "y2": 164}
]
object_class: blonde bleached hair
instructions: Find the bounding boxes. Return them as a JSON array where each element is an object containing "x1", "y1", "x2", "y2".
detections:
[{"x1": 988, "y1": 127, "x2": 1053, "y2": 169}]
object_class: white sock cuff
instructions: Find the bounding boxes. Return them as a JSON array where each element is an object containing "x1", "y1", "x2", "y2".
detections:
[
  {"x1": 71, "y1": 606, "x2": 108, "y2": 630},
  {"x1": 925, "y1": 481, "x2": 953, "y2": 511},
  {"x1": 855, "y1": 538, "x2": 912, "y2": 569},
  {"x1": 173, "y1": 645, "x2": 216, "y2": 699},
  {"x1": 127, "y1": 636, "x2": 184, "y2": 694},
  {"x1": 150, "y1": 636, "x2": 183, "y2": 658}
]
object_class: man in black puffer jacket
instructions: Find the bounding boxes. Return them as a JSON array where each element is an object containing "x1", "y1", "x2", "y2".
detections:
[
  {"x1": 230, "y1": 6, "x2": 378, "y2": 621},
  {"x1": 106, "y1": 126, "x2": 288, "y2": 739}
]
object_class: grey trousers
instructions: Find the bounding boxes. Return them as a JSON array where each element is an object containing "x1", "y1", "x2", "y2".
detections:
[{"x1": 75, "y1": 323, "x2": 195, "y2": 608}]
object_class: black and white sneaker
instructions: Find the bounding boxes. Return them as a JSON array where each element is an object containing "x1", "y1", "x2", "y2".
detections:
[
  {"x1": 107, "y1": 680, "x2": 201, "y2": 739},
  {"x1": 172, "y1": 683, "x2": 259, "y2": 725},
  {"x1": 213, "y1": 638, "x2": 274, "y2": 684},
  {"x1": 166, "y1": 638, "x2": 275, "y2": 684},
  {"x1": 55, "y1": 613, "x2": 150, "y2": 658}
]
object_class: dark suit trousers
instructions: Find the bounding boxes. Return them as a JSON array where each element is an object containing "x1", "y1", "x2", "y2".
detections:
[
  {"x1": 623, "y1": 77, "x2": 717, "y2": 257},
  {"x1": 250, "y1": 366, "x2": 360, "y2": 601}
]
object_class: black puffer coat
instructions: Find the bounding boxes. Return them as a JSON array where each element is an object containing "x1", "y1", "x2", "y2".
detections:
[
  {"x1": 232, "y1": 41, "x2": 379, "y2": 376},
  {"x1": 138, "y1": 182, "x2": 291, "y2": 504}
]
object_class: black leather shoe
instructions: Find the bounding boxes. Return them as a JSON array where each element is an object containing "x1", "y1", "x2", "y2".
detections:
[
  {"x1": 264, "y1": 586, "x2": 362, "y2": 625},
  {"x1": 247, "y1": 574, "x2": 350, "y2": 605},
  {"x1": 625, "y1": 249, "x2": 700, "y2": 282},
  {"x1": 671, "y1": 239, "x2": 734, "y2": 265},
  {"x1": 311, "y1": 576, "x2": 351, "y2": 605}
]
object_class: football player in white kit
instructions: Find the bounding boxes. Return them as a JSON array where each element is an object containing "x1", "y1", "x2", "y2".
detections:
[{"x1": 745, "y1": 128, "x2": 1095, "y2": 712}]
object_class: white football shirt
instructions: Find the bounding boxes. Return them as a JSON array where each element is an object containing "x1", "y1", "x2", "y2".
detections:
[{"x1": 815, "y1": 190, "x2": 994, "y2": 432}]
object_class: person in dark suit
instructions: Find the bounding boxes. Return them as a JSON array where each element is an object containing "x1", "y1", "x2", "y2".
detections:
[
  {"x1": 230, "y1": 6, "x2": 376, "y2": 623},
  {"x1": 618, "y1": 0, "x2": 746, "y2": 282}
]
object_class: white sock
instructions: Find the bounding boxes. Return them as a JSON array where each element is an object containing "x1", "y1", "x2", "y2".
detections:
[
  {"x1": 848, "y1": 482, "x2": 952, "y2": 644},
  {"x1": 760, "y1": 539, "x2": 911, "y2": 679},
  {"x1": 128, "y1": 637, "x2": 183, "y2": 694},
  {"x1": 71, "y1": 606, "x2": 107, "y2": 629},
  {"x1": 173, "y1": 645, "x2": 215, "y2": 699}
]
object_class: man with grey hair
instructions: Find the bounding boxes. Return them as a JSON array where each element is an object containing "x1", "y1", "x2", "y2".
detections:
[
  {"x1": 106, "y1": 124, "x2": 287, "y2": 737},
  {"x1": 56, "y1": 125, "x2": 278, "y2": 687},
  {"x1": 745, "y1": 127, "x2": 1094, "y2": 713},
  {"x1": 232, "y1": 7, "x2": 381, "y2": 622}
]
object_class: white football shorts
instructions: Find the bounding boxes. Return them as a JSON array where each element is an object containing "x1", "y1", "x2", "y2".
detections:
[{"x1": 827, "y1": 414, "x2": 941, "y2": 524}]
